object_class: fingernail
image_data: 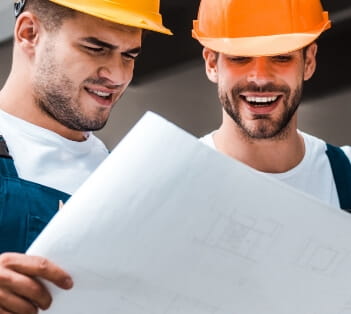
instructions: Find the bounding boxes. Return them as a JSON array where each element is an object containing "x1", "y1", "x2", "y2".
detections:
[{"x1": 63, "y1": 277, "x2": 74, "y2": 289}]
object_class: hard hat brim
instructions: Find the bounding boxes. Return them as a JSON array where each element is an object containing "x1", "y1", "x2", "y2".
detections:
[
  {"x1": 192, "y1": 21, "x2": 331, "y2": 56},
  {"x1": 49, "y1": 0, "x2": 172, "y2": 35}
]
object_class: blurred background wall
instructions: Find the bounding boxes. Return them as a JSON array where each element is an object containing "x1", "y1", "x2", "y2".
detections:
[{"x1": 1, "y1": 0, "x2": 350, "y2": 150}]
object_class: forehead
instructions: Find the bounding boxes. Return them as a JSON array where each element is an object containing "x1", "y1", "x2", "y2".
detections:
[{"x1": 58, "y1": 11, "x2": 142, "y2": 46}]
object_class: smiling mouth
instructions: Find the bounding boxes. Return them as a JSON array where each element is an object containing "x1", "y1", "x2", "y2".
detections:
[
  {"x1": 85, "y1": 87, "x2": 113, "y2": 101},
  {"x1": 241, "y1": 95, "x2": 281, "y2": 107}
]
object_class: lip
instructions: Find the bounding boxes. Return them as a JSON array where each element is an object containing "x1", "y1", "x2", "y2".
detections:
[
  {"x1": 84, "y1": 86, "x2": 119, "y2": 107},
  {"x1": 240, "y1": 93, "x2": 282, "y2": 115},
  {"x1": 86, "y1": 85, "x2": 118, "y2": 94}
]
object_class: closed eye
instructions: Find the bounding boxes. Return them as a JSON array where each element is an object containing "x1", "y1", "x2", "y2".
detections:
[
  {"x1": 82, "y1": 46, "x2": 106, "y2": 54},
  {"x1": 122, "y1": 52, "x2": 139, "y2": 61},
  {"x1": 228, "y1": 56, "x2": 252, "y2": 64},
  {"x1": 272, "y1": 55, "x2": 293, "y2": 62}
]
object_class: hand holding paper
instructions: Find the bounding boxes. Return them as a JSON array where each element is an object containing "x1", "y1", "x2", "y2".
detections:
[{"x1": 0, "y1": 253, "x2": 72, "y2": 313}]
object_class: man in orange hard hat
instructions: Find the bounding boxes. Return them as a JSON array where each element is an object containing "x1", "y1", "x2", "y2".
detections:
[
  {"x1": 0, "y1": 0, "x2": 171, "y2": 312},
  {"x1": 193, "y1": 0, "x2": 351, "y2": 210}
]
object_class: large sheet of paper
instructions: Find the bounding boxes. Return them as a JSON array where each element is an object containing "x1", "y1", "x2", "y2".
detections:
[{"x1": 28, "y1": 111, "x2": 351, "y2": 314}]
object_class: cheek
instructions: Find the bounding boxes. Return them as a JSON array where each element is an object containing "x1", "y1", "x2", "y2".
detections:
[
  {"x1": 60, "y1": 48, "x2": 96, "y2": 74},
  {"x1": 217, "y1": 71, "x2": 235, "y2": 90},
  {"x1": 218, "y1": 74, "x2": 246, "y2": 97},
  {"x1": 286, "y1": 74, "x2": 304, "y2": 93},
  {"x1": 218, "y1": 64, "x2": 248, "y2": 88},
  {"x1": 61, "y1": 57, "x2": 97, "y2": 85},
  {"x1": 282, "y1": 63, "x2": 305, "y2": 84},
  {"x1": 124, "y1": 60, "x2": 136, "y2": 78}
]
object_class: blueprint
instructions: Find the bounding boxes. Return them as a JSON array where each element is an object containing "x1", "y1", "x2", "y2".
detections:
[{"x1": 27, "y1": 111, "x2": 351, "y2": 314}]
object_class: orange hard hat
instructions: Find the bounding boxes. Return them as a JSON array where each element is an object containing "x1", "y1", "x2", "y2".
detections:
[{"x1": 192, "y1": 0, "x2": 331, "y2": 56}]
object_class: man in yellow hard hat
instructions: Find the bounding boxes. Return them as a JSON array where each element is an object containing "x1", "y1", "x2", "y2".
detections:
[
  {"x1": 0, "y1": 0, "x2": 171, "y2": 312},
  {"x1": 193, "y1": 0, "x2": 351, "y2": 210}
]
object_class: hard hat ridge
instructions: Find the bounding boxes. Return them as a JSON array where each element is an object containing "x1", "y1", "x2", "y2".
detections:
[{"x1": 192, "y1": 0, "x2": 331, "y2": 56}]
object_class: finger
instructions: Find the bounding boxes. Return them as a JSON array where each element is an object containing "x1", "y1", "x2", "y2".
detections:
[
  {"x1": 0, "y1": 307, "x2": 15, "y2": 314},
  {"x1": 0, "y1": 253, "x2": 73, "y2": 289},
  {"x1": 58, "y1": 200, "x2": 64, "y2": 210},
  {"x1": 0, "y1": 287, "x2": 37, "y2": 314},
  {"x1": 0, "y1": 265, "x2": 51, "y2": 311}
]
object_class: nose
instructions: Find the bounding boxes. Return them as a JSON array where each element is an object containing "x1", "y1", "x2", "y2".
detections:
[
  {"x1": 97, "y1": 55, "x2": 134, "y2": 87},
  {"x1": 246, "y1": 57, "x2": 274, "y2": 85}
]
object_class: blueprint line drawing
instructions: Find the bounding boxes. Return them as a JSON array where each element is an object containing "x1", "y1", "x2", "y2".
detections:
[
  {"x1": 199, "y1": 211, "x2": 281, "y2": 261},
  {"x1": 296, "y1": 239, "x2": 348, "y2": 275}
]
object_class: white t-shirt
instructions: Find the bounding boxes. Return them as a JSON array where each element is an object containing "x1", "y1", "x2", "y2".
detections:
[
  {"x1": 0, "y1": 109, "x2": 109, "y2": 194},
  {"x1": 200, "y1": 131, "x2": 351, "y2": 208}
]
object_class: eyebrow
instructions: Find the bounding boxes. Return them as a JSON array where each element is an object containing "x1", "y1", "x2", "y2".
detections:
[{"x1": 80, "y1": 37, "x2": 141, "y2": 54}]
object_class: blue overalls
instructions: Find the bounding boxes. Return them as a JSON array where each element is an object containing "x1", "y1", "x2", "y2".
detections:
[
  {"x1": 326, "y1": 144, "x2": 351, "y2": 212},
  {"x1": 0, "y1": 135, "x2": 70, "y2": 253}
]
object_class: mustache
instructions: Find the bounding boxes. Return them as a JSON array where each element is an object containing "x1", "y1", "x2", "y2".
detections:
[{"x1": 232, "y1": 82, "x2": 290, "y2": 94}]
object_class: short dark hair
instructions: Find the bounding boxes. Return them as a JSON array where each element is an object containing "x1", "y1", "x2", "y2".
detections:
[{"x1": 23, "y1": 0, "x2": 76, "y2": 31}]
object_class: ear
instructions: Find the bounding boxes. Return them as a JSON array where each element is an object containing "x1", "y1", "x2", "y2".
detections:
[
  {"x1": 203, "y1": 47, "x2": 219, "y2": 83},
  {"x1": 14, "y1": 12, "x2": 41, "y2": 56},
  {"x1": 303, "y1": 42, "x2": 317, "y2": 81}
]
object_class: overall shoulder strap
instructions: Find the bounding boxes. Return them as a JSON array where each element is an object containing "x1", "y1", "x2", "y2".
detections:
[
  {"x1": 0, "y1": 135, "x2": 19, "y2": 178},
  {"x1": 326, "y1": 143, "x2": 351, "y2": 211}
]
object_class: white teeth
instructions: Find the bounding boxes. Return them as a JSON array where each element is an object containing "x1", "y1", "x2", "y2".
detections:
[
  {"x1": 88, "y1": 89, "x2": 111, "y2": 97},
  {"x1": 245, "y1": 96, "x2": 278, "y2": 103}
]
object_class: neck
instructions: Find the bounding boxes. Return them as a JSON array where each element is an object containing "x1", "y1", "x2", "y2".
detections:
[
  {"x1": 213, "y1": 115, "x2": 305, "y2": 173},
  {"x1": 0, "y1": 72, "x2": 87, "y2": 142}
]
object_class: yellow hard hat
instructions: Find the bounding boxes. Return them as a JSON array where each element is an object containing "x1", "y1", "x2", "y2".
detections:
[
  {"x1": 15, "y1": 0, "x2": 172, "y2": 35},
  {"x1": 192, "y1": 0, "x2": 331, "y2": 56}
]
